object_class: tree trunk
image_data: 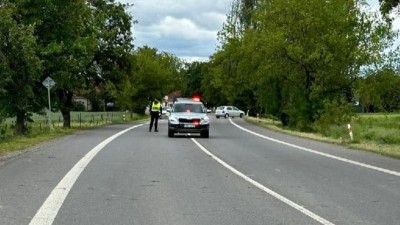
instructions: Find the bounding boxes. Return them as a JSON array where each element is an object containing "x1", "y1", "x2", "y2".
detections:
[
  {"x1": 61, "y1": 108, "x2": 71, "y2": 128},
  {"x1": 15, "y1": 110, "x2": 27, "y2": 135},
  {"x1": 280, "y1": 112, "x2": 289, "y2": 126},
  {"x1": 58, "y1": 90, "x2": 74, "y2": 128},
  {"x1": 305, "y1": 70, "x2": 316, "y2": 123}
]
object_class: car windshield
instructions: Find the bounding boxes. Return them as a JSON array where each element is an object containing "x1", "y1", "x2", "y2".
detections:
[{"x1": 174, "y1": 103, "x2": 203, "y2": 113}]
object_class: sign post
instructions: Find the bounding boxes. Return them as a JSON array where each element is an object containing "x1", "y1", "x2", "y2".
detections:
[{"x1": 42, "y1": 77, "x2": 56, "y2": 129}]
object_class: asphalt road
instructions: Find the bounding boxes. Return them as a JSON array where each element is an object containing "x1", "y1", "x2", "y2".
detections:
[{"x1": 0, "y1": 115, "x2": 399, "y2": 225}]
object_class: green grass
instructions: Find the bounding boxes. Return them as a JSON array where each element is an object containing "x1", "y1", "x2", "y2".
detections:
[
  {"x1": 0, "y1": 111, "x2": 149, "y2": 157},
  {"x1": 245, "y1": 114, "x2": 400, "y2": 159}
]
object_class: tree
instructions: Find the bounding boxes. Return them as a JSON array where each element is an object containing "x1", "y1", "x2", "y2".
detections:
[
  {"x1": 209, "y1": 0, "x2": 396, "y2": 131},
  {"x1": 261, "y1": 0, "x2": 393, "y2": 129},
  {"x1": 218, "y1": 0, "x2": 259, "y2": 44},
  {"x1": 110, "y1": 46, "x2": 184, "y2": 114},
  {"x1": 15, "y1": 0, "x2": 135, "y2": 128},
  {"x1": 379, "y1": 0, "x2": 400, "y2": 16},
  {"x1": 181, "y1": 61, "x2": 204, "y2": 97},
  {"x1": 356, "y1": 67, "x2": 400, "y2": 112},
  {"x1": 199, "y1": 61, "x2": 227, "y2": 108},
  {"x1": 84, "y1": 0, "x2": 136, "y2": 113},
  {"x1": 0, "y1": 1, "x2": 44, "y2": 135}
]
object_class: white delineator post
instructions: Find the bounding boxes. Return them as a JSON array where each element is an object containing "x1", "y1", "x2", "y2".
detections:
[{"x1": 347, "y1": 124, "x2": 353, "y2": 141}]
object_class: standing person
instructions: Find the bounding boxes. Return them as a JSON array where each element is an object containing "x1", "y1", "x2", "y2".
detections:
[{"x1": 149, "y1": 98, "x2": 162, "y2": 132}]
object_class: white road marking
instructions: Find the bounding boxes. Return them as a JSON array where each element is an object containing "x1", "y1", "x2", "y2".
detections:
[
  {"x1": 29, "y1": 124, "x2": 144, "y2": 225},
  {"x1": 191, "y1": 138, "x2": 335, "y2": 225},
  {"x1": 230, "y1": 119, "x2": 400, "y2": 177}
]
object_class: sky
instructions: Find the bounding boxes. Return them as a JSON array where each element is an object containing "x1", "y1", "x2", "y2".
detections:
[
  {"x1": 118, "y1": 0, "x2": 399, "y2": 63},
  {"x1": 118, "y1": 0, "x2": 232, "y2": 62}
]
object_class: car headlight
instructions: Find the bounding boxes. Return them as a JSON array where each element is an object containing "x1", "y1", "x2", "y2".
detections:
[
  {"x1": 200, "y1": 116, "x2": 210, "y2": 124},
  {"x1": 169, "y1": 116, "x2": 179, "y2": 124}
]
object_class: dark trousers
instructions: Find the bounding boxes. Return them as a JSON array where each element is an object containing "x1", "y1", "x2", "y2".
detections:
[{"x1": 149, "y1": 112, "x2": 159, "y2": 131}]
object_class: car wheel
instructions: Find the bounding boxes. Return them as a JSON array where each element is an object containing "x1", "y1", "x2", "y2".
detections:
[
  {"x1": 240, "y1": 113, "x2": 243, "y2": 118},
  {"x1": 201, "y1": 130, "x2": 209, "y2": 138},
  {"x1": 216, "y1": 116, "x2": 220, "y2": 119},
  {"x1": 168, "y1": 130, "x2": 174, "y2": 137},
  {"x1": 224, "y1": 113, "x2": 229, "y2": 119}
]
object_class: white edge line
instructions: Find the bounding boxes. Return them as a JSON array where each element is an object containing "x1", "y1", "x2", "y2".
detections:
[
  {"x1": 29, "y1": 124, "x2": 145, "y2": 225},
  {"x1": 191, "y1": 138, "x2": 335, "y2": 225},
  {"x1": 229, "y1": 118, "x2": 400, "y2": 177}
]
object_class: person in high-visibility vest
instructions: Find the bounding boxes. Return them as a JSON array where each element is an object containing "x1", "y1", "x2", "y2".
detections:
[{"x1": 149, "y1": 98, "x2": 162, "y2": 132}]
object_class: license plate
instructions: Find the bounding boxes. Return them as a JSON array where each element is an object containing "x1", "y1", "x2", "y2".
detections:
[{"x1": 184, "y1": 124, "x2": 195, "y2": 128}]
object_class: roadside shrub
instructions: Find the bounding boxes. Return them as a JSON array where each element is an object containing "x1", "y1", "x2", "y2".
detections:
[
  {"x1": 379, "y1": 135, "x2": 400, "y2": 144},
  {"x1": 0, "y1": 126, "x2": 5, "y2": 139},
  {"x1": 323, "y1": 125, "x2": 348, "y2": 139},
  {"x1": 71, "y1": 101, "x2": 86, "y2": 111},
  {"x1": 361, "y1": 128, "x2": 400, "y2": 144},
  {"x1": 363, "y1": 130, "x2": 377, "y2": 141},
  {"x1": 314, "y1": 99, "x2": 354, "y2": 136}
]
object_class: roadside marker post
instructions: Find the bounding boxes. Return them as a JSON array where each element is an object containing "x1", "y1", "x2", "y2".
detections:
[{"x1": 347, "y1": 124, "x2": 353, "y2": 141}]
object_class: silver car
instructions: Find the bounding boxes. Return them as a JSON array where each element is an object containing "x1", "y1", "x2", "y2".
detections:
[
  {"x1": 215, "y1": 106, "x2": 245, "y2": 118},
  {"x1": 168, "y1": 99, "x2": 210, "y2": 138}
]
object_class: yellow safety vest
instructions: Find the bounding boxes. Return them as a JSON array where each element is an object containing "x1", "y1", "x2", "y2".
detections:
[{"x1": 151, "y1": 102, "x2": 161, "y2": 112}]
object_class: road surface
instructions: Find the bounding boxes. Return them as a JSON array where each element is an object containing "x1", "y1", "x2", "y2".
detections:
[{"x1": 1, "y1": 116, "x2": 399, "y2": 225}]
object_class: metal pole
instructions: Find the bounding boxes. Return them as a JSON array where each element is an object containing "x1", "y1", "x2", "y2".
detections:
[{"x1": 47, "y1": 84, "x2": 53, "y2": 130}]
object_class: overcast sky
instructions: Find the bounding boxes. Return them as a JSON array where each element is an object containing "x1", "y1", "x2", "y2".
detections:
[
  {"x1": 117, "y1": 0, "x2": 232, "y2": 62},
  {"x1": 119, "y1": 0, "x2": 398, "y2": 63}
]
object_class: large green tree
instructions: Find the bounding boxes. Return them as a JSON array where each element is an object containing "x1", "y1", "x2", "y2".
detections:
[
  {"x1": 109, "y1": 46, "x2": 184, "y2": 114},
  {"x1": 15, "y1": 0, "x2": 135, "y2": 128},
  {"x1": 0, "y1": 1, "x2": 44, "y2": 135},
  {"x1": 356, "y1": 67, "x2": 400, "y2": 112},
  {"x1": 83, "y1": 0, "x2": 135, "y2": 112},
  {"x1": 379, "y1": 0, "x2": 400, "y2": 16},
  {"x1": 208, "y1": 0, "x2": 396, "y2": 130},
  {"x1": 200, "y1": 59, "x2": 228, "y2": 108},
  {"x1": 181, "y1": 61, "x2": 204, "y2": 98}
]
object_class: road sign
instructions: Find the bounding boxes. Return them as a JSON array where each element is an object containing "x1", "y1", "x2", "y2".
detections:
[
  {"x1": 42, "y1": 76, "x2": 55, "y2": 89},
  {"x1": 42, "y1": 76, "x2": 55, "y2": 130}
]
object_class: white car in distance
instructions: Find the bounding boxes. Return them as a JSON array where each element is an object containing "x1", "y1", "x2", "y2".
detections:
[{"x1": 215, "y1": 106, "x2": 245, "y2": 118}]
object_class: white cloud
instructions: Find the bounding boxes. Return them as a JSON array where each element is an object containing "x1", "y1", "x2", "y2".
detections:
[
  {"x1": 119, "y1": 0, "x2": 232, "y2": 62},
  {"x1": 181, "y1": 56, "x2": 209, "y2": 63},
  {"x1": 146, "y1": 16, "x2": 216, "y2": 40}
]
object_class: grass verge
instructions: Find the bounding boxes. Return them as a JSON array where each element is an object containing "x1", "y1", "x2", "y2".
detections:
[
  {"x1": 244, "y1": 116, "x2": 400, "y2": 160},
  {"x1": 0, "y1": 112, "x2": 148, "y2": 158}
]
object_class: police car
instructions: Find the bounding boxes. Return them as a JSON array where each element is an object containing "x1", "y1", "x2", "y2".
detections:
[{"x1": 167, "y1": 98, "x2": 210, "y2": 138}]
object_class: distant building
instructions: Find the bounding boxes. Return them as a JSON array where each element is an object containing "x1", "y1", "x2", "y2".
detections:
[{"x1": 72, "y1": 96, "x2": 92, "y2": 111}]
